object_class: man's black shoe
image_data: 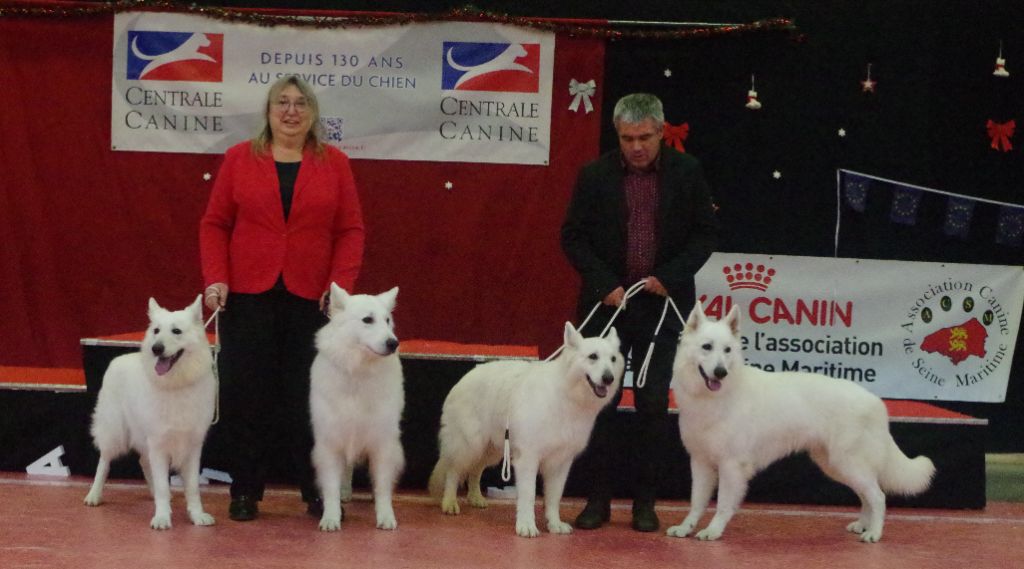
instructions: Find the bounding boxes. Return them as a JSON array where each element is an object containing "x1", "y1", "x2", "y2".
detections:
[
  {"x1": 229, "y1": 495, "x2": 258, "y2": 521},
  {"x1": 631, "y1": 500, "x2": 660, "y2": 532},
  {"x1": 574, "y1": 498, "x2": 611, "y2": 529}
]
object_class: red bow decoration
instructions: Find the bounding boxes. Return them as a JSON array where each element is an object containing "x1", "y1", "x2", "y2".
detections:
[
  {"x1": 986, "y1": 119, "x2": 1015, "y2": 152},
  {"x1": 662, "y1": 121, "x2": 690, "y2": 152}
]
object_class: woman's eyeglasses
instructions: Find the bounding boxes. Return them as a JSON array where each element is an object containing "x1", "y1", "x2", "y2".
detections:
[{"x1": 273, "y1": 99, "x2": 309, "y2": 113}]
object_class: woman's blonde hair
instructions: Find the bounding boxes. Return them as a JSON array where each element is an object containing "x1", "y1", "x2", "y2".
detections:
[{"x1": 251, "y1": 75, "x2": 324, "y2": 156}]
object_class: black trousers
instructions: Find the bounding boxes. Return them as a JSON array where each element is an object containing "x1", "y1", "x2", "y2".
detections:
[
  {"x1": 576, "y1": 292, "x2": 686, "y2": 504},
  {"x1": 213, "y1": 289, "x2": 326, "y2": 502}
]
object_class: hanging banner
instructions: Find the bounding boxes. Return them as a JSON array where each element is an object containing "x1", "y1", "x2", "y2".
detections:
[
  {"x1": 695, "y1": 253, "x2": 1024, "y2": 403},
  {"x1": 111, "y1": 12, "x2": 554, "y2": 164}
]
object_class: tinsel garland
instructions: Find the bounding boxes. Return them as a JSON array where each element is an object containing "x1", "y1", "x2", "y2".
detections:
[{"x1": 0, "y1": 0, "x2": 796, "y2": 40}]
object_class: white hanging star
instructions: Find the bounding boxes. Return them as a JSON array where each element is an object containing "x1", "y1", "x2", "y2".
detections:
[
  {"x1": 664, "y1": 68, "x2": 673, "y2": 78},
  {"x1": 772, "y1": 170, "x2": 782, "y2": 179},
  {"x1": 202, "y1": 172, "x2": 212, "y2": 181},
  {"x1": 838, "y1": 128, "x2": 847, "y2": 137},
  {"x1": 861, "y1": 78, "x2": 876, "y2": 93},
  {"x1": 444, "y1": 181, "x2": 453, "y2": 190}
]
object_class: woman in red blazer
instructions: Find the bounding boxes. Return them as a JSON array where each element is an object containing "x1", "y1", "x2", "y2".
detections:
[{"x1": 200, "y1": 75, "x2": 364, "y2": 522}]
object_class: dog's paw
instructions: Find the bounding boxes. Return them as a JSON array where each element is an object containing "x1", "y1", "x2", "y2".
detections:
[
  {"x1": 83, "y1": 492, "x2": 102, "y2": 507},
  {"x1": 846, "y1": 520, "x2": 866, "y2": 533},
  {"x1": 319, "y1": 515, "x2": 342, "y2": 532},
  {"x1": 376, "y1": 516, "x2": 398, "y2": 530},
  {"x1": 441, "y1": 496, "x2": 461, "y2": 515},
  {"x1": 150, "y1": 514, "x2": 172, "y2": 530},
  {"x1": 548, "y1": 520, "x2": 573, "y2": 535},
  {"x1": 666, "y1": 523, "x2": 694, "y2": 538},
  {"x1": 858, "y1": 528, "x2": 882, "y2": 543},
  {"x1": 515, "y1": 522, "x2": 541, "y2": 538},
  {"x1": 695, "y1": 527, "x2": 722, "y2": 541},
  {"x1": 467, "y1": 494, "x2": 488, "y2": 509},
  {"x1": 189, "y1": 511, "x2": 215, "y2": 526}
]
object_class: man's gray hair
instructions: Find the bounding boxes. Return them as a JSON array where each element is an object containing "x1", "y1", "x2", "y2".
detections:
[{"x1": 612, "y1": 93, "x2": 665, "y2": 126}]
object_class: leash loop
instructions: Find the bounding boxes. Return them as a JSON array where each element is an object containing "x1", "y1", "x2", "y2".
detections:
[{"x1": 204, "y1": 307, "x2": 221, "y2": 426}]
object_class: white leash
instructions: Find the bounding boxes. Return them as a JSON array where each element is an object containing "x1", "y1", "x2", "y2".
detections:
[
  {"x1": 634, "y1": 295, "x2": 686, "y2": 389},
  {"x1": 204, "y1": 306, "x2": 221, "y2": 426}
]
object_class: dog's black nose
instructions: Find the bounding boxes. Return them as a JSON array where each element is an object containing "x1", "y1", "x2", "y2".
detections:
[
  {"x1": 714, "y1": 366, "x2": 728, "y2": 379},
  {"x1": 152, "y1": 343, "x2": 165, "y2": 357},
  {"x1": 601, "y1": 371, "x2": 615, "y2": 386},
  {"x1": 385, "y1": 338, "x2": 400, "y2": 354}
]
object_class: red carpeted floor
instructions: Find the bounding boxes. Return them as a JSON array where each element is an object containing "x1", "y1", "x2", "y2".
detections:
[{"x1": 2, "y1": 472, "x2": 1021, "y2": 569}]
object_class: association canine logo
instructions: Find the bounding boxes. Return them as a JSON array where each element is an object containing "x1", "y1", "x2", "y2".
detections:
[
  {"x1": 902, "y1": 280, "x2": 1012, "y2": 389},
  {"x1": 441, "y1": 42, "x2": 540, "y2": 92},
  {"x1": 127, "y1": 31, "x2": 223, "y2": 82}
]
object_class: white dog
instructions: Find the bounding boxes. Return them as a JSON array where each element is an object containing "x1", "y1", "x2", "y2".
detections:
[
  {"x1": 84, "y1": 296, "x2": 216, "y2": 530},
  {"x1": 428, "y1": 323, "x2": 624, "y2": 538},
  {"x1": 668, "y1": 303, "x2": 935, "y2": 543},
  {"x1": 310, "y1": 284, "x2": 404, "y2": 532}
]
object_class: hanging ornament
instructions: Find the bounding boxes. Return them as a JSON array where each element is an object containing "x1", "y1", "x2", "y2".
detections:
[
  {"x1": 745, "y1": 74, "x2": 762, "y2": 110},
  {"x1": 861, "y1": 63, "x2": 876, "y2": 93},
  {"x1": 994, "y1": 41, "x2": 1010, "y2": 77}
]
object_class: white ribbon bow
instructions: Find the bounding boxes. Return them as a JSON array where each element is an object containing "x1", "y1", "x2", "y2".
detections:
[{"x1": 568, "y1": 78, "x2": 596, "y2": 114}]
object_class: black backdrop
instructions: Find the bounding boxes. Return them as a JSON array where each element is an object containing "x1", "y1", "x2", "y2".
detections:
[{"x1": 76, "y1": 0, "x2": 1024, "y2": 448}]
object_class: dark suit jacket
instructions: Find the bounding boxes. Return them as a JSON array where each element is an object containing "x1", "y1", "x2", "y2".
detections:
[{"x1": 561, "y1": 147, "x2": 719, "y2": 311}]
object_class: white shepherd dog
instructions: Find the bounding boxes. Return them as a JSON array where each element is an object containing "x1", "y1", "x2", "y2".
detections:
[
  {"x1": 84, "y1": 296, "x2": 216, "y2": 530},
  {"x1": 668, "y1": 303, "x2": 935, "y2": 543},
  {"x1": 310, "y1": 284, "x2": 404, "y2": 532},
  {"x1": 428, "y1": 323, "x2": 624, "y2": 538}
]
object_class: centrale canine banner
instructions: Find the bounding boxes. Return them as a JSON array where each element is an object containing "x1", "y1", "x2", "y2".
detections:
[
  {"x1": 112, "y1": 12, "x2": 554, "y2": 164},
  {"x1": 695, "y1": 253, "x2": 1024, "y2": 403}
]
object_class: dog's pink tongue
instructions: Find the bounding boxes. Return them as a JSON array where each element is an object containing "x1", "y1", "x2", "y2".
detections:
[
  {"x1": 708, "y1": 378, "x2": 722, "y2": 391},
  {"x1": 155, "y1": 358, "x2": 172, "y2": 376}
]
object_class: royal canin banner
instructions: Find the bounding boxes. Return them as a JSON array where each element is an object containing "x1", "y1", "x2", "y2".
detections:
[
  {"x1": 112, "y1": 13, "x2": 554, "y2": 164},
  {"x1": 695, "y1": 253, "x2": 1024, "y2": 403}
]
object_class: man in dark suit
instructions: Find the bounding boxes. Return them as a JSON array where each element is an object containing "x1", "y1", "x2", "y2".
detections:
[{"x1": 561, "y1": 93, "x2": 718, "y2": 532}]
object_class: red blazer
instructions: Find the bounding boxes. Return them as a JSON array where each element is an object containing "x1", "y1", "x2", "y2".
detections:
[{"x1": 200, "y1": 142, "x2": 365, "y2": 300}]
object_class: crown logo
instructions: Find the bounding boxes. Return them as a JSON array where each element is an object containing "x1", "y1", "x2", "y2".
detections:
[{"x1": 723, "y1": 263, "x2": 775, "y2": 291}]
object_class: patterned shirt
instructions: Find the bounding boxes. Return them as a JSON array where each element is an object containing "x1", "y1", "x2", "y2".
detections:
[{"x1": 623, "y1": 154, "x2": 660, "y2": 284}]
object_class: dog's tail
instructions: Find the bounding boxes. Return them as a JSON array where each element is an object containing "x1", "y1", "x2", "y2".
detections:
[
  {"x1": 428, "y1": 457, "x2": 450, "y2": 500},
  {"x1": 879, "y1": 438, "x2": 935, "y2": 496}
]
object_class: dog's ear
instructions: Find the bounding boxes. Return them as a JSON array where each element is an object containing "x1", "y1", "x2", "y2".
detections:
[
  {"x1": 148, "y1": 297, "x2": 163, "y2": 319},
  {"x1": 564, "y1": 321, "x2": 582, "y2": 349},
  {"x1": 724, "y1": 304, "x2": 741, "y2": 337},
  {"x1": 329, "y1": 282, "x2": 349, "y2": 316},
  {"x1": 604, "y1": 326, "x2": 620, "y2": 351},
  {"x1": 188, "y1": 294, "x2": 203, "y2": 322},
  {"x1": 379, "y1": 286, "x2": 399, "y2": 312},
  {"x1": 685, "y1": 301, "x2": 705, "y2": 334}
]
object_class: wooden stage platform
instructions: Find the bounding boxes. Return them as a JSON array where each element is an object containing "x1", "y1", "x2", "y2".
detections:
[{"x1": 0, "y1": 336, "x2": 988, "y2": 510}]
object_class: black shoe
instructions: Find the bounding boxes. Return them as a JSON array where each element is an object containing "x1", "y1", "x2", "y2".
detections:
[
  {"x1": 574, "y1": 498, "x2": 611, "y2": 530},
  {"x1": 229, "y1": 495, "x2": 258, "y2": 522},
  {"x1": 631, "y1": 500, "x2": 660, "y2": 532},
  {"x1": 306, "y1": 497, "x2": 325, "y2": 518}
]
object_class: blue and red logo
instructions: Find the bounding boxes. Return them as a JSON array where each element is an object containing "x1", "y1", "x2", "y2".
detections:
[
  {"x1": 441, "y1": 42, "x2": 539, "y2": 92},
  {"x1": 126, "y1": 31, "x2": 223, "y2": 82}
]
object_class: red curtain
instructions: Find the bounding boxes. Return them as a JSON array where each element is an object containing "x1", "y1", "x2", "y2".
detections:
[{"x1": 0, "y1": 14, "x2": 605, "y2": 368}]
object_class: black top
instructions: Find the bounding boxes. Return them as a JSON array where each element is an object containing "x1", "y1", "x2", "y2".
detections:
[
  {"x1": 273, "y1": 160, "x2": 301, "y2": 290},
  {"x1": 275, "y1": 160, "x2": 301, "y2": 221}
]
